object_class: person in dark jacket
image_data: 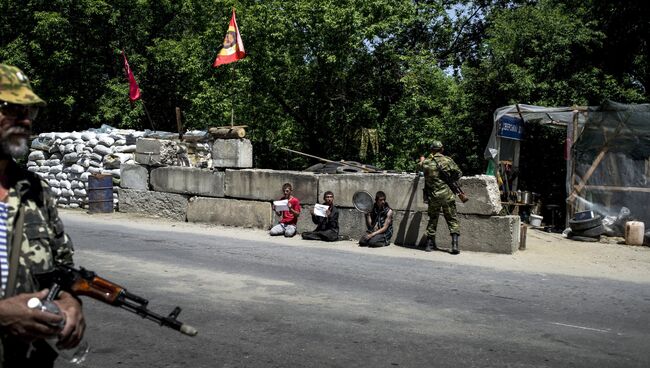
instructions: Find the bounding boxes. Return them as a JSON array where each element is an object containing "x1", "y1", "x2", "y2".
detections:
[
  {"x1": 358, "y1": 191, "x2": 393, "y2": 247},
  {"x1": 302, "y1": 191, "x2": 339, "y2": 242}
]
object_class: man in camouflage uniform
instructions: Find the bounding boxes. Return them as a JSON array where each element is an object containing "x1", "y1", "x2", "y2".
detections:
[
  {"x1": 418, "y1": 140, "x2": 462, "y2": 254},
  {"x1": 0, "y1": 64, "x2": 85, "y2": 367}
]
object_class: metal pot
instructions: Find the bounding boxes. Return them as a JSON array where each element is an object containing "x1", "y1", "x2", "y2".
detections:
[{"x1": 522, "y1": 191, "x2": 533, "y2": 204}]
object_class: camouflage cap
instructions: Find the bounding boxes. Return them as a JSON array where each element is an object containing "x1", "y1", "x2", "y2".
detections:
[
  {"x1": 0, "y1": 64, "x2": 46, "y2": 106},
  {"x1": 430, "y1": 140, "x2": 443, "y2": 150}
]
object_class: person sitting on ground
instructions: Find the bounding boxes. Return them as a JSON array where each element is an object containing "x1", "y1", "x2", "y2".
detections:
[
  {"x1": 359, "y1": 191, "x2": 394, "y2": 247},
  {"x1": 270, "y1": 183, "x2": 301, "y2": 237},
  {"x1": 302, "y1": 191, "x2": 339, "y2": 242}
]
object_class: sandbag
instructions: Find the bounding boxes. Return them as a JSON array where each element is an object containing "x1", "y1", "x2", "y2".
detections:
[
  {"x1": 93, "y1": 144, "x2": 111, "y2": 156},
  {"x1": 28, "y1": 151, "x2": 45, "y2": 161}
]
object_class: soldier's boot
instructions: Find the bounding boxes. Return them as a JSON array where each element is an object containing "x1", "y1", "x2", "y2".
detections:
[
  {"x1": 424, "y1": 237, "x2": 437, "y2": 252},
  {"x1": 451, "y1": 234, "x2": 460, "y2": 255}
]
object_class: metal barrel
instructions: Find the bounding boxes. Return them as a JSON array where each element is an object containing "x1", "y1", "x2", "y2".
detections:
[{"x1": 87, "y1": 174, "x2": 114, "y2": 213}]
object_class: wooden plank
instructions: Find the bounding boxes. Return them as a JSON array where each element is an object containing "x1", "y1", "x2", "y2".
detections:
[{"x1": 567, "y1": 147, "x2": 608, "y2": 202}]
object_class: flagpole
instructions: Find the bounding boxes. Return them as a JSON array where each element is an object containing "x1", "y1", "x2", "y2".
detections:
[
  {"x1": 230, "y1": 63, "x2": 236, "y2": 127},
  {"x1": 140, "y1": 99, "x2": 157, "y2": 131}
]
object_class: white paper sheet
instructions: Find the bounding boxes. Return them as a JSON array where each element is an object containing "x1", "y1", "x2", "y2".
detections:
[
  {"x1": 273, "y1": 199, "x2": 289, "y2": 211},
  {"x1": 314, "y1": 204, "x2": 329, "y2": 217}
]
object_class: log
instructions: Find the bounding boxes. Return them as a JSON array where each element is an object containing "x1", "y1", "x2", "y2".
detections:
[{"x1": 209, "y1": 127, "x2": 246, "y2": 139}]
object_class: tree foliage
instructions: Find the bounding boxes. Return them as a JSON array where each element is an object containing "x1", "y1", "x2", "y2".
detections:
[{"x1": 1, "y1": 0, "x2": 647, "y2": 174}]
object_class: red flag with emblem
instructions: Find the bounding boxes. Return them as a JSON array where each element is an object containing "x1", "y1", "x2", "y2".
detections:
[
  {"x1": 213, "y1": 9, "x2": 246, "y2": 67},
  {"x1": 122, "y1": 50, "x2": 141, "y2": 101}
]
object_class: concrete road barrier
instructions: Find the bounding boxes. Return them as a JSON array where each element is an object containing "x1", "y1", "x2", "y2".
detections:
[{"x1": 151, "y1": 167, "x2": 224, "y2": 197}]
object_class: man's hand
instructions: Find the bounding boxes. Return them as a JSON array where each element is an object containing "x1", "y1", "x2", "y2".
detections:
[
  {"x1": 54, "y1": 291, "x2": 85, "y2": 349},
  {"x1": 0, "y1": 289, "x2": 62, "y2": 341}
]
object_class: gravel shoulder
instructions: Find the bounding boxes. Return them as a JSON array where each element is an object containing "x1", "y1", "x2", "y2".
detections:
[{"x1": 60, "y1": 208, "x2": 650, "y2": 284}]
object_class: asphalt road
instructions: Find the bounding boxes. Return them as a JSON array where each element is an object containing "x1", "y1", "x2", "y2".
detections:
[{"x1": 54, "y1": 216, "x2": 650, "y2": 368}]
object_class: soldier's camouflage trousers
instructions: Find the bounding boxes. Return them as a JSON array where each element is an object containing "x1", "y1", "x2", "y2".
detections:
[{"x1": 426, "y1": 196, "x2": 460, "y2": 238}]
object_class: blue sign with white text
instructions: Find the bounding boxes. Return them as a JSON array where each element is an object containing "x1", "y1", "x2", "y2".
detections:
[{"x1": 497, "y1": 115, "x2": 524, "y2": 140}]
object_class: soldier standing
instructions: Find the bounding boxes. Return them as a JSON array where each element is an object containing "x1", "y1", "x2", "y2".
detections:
[
  {"x1": 0, "y1": 64, "x2": 85, "y2": 366},
  {"x1": 418, "y1": 140, "x2": 462, "y2": 254}
]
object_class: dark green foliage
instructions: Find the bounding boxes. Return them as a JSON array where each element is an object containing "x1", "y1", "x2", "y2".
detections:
[{"x1": 1, "y1": 0, "x2": 647, "y2": 176}]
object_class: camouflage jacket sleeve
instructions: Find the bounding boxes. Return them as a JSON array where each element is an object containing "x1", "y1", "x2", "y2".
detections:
[
  {"x1": 442, "y1": 156, "x2": 462, "y2": 182},
  {"x1": 41, "y1": 180, "x2": 75, "y2": 265},
  {"x1": 6, "y1": 163, "x2": 75, "y2": 295}
]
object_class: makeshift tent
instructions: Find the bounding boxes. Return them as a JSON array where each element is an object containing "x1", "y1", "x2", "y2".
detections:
[
  {"x1": 485, "y1": 100, "x2": 650, "y2": 229},
  {"x1": 569, "y1": 101, "x2": 650, "y2": 228}
]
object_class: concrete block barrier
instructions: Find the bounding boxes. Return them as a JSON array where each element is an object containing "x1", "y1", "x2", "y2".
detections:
[
  {"x1": 151, "y1": 167, "x2": 225, "y2": 197},
  {"x1": 458, "y1": 175, "x2": 502, "y2": 215},
  {"x1": 135, "y1": 138, "x2": 163, "y2": 166},
  {"x1": 212, "y1": 139, "x2": 253, "y2": 168},
  {"x1": 318, "y1": 173, "x2": 427, "y2": 212},
  {"x1": 318, "y1": 173, "x2": 502, "y2": 215},
  {"x1": 394, "y1": 212, "x2": 520, "y2": 254},
  {"x1": 118, "y1": 188, "x2": 188, "y2": 221},
  {"x1": 187, "y1": 197, "x2": 272, "y2": 229},
  {"x1": 120, "y1": 164, "x2": 149, "y2": 190},
  {"x1": 225, "y1": 169, "x2": 319, "y2": 204}
]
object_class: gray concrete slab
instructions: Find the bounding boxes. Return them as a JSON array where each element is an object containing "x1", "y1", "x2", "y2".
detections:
[
  {"x1": 117, "y1": 188, "x2": 188, "y2": 221},
  {"x1": 317, "y1": 173, "x2": 426, "y2": 212},
  {"x1": 212, "y1": 139, "x2": 253, "y2": 168},
  {"x1": 135, "y1": 138, "x2": 162, "y2": 166},
  {"x1": 187, "y1": 197, "x2": 272, "y2": 229},
  {"x1": 458, "y1": 175, "x2": 502, "y2": 215},
  {"x1": 150, "y1": 167, "x2": 225, "y2": 197},
  {"x1": 225, "y1": 169, "x2": 319, "y2": 204},
  {"x1": 318, "y1": 173, "x2": 502, "y2": 215},
  {"x1": 120, "y1": 164, "x2": 149, "y2": 190},
  {"x1": 395, "y1": 212, "x2": 520, "y2": 254}
]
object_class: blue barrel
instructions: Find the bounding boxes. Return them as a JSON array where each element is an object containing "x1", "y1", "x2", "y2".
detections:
[{"x1": 87, "y1": 174, "x2": 114, "y2": 213}]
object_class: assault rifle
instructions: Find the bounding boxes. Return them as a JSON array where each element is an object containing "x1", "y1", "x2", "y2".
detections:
[
  {"x1": 35, "y1": 264, "x2": 198, "y2": 337},
  {"x1": 431, "y1": 156, "x2": 469, "y2": 203}
]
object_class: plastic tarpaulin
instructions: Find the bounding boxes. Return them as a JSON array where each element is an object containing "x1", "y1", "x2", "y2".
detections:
[{"x1": 570, "y1": 101, "x2": 650, "y2": 227}]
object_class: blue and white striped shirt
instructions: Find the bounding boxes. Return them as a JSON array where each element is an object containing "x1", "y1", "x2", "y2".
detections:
[{"x1": 0, "y1": 202, "x2": 9, "y2": 296}]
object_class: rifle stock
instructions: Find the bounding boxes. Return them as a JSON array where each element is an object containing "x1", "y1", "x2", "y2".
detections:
[{"x1": 36, "y1": 264, "x2": 198, "y2": 337}]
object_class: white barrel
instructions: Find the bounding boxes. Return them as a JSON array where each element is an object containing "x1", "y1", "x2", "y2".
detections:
[{"x1": 624, "y1": 221, "x2": 645, "y2": 246}]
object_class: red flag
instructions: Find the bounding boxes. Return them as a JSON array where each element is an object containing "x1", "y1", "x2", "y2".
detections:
[
  {"x1": 122, "y1": 50, "x2": 141, "y2": 101},
  {"x1": 213, "y1": 9, "x2": 246, "y2": 67}
]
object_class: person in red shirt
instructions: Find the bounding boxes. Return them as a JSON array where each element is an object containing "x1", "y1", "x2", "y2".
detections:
[{"x1": 270, "y1": 183, "x2": 301, "y2": 237}]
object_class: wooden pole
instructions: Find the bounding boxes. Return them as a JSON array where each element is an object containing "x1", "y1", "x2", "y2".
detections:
[
  {"x1": 175, "y1": 107, "x2": 183, "y2": 140},
  {"x1": 141, "y1": 99, "x2": 156, "y2": 131},
  {"x1": 230, "y1": 63, "x2": 236, "y2": 127}
]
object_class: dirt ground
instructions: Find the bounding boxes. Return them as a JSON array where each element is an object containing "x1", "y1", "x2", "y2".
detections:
[{"x1": 60, "y1": 209, "x2": 650, "y2": 284}]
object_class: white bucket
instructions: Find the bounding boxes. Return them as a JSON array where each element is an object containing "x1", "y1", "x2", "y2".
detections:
[
  {"x1": 625, "y1": 221, "x2": 645, "y2": 246},
  {"x1": 529, "y1": 214, "x2": 543, "y2": 227}
]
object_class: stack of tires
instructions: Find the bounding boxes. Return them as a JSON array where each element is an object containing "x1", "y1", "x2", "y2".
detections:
[{"x1": 568, "y1": 215, "x2": 604, "y2": 242}]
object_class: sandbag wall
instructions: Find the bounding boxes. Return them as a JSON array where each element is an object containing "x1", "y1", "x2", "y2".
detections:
[{"x1": 27, "y1": 130, "x2": 140, "y2": 208}]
